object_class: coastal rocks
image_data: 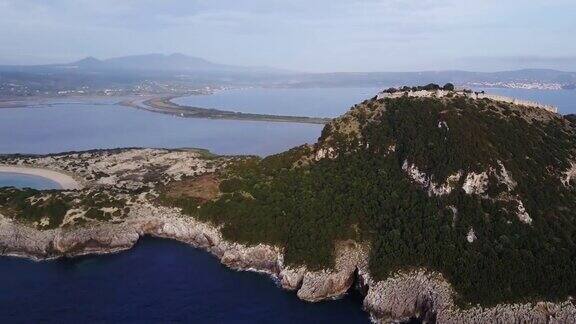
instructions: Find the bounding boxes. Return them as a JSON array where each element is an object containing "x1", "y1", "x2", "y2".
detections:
[
  {"x1": 52, "y1": 225, "x2": 140, "y2": 256},
  {"x1": 296, "y1": 269, "x2": 356, "y2": 302},
  {"x1": 279, "y1": 266, "x2": 306, "y2": 290},
  {"x1": 363, "y1": 270, "x2": 576, "y2": 324},
  {"x1": 0, "y1": 209, "x2": 369, "y2": 307},
  {"x1": 3, "y1": 205, "x2": 576, "y2": 323},
  {"x1": 363, "y1": 271, "x2": 446, "y2": 323},
  {"x1": 0, "y1": 216, "x2": 58, "y2": 259},
  {"x1": 134, "y1": 205, "x2": 282, "y2": 274},
  {"x1": 220, "y1": 244, "x2": 280, "y2": 274},
  {"x1": 293, "y1": 241, "x2": 369, "y2": 302}
]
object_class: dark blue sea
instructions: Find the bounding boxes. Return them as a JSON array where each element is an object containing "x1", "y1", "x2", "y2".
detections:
[{"x1": 0, "y1": 238, "x2": 369, "y2": 323}]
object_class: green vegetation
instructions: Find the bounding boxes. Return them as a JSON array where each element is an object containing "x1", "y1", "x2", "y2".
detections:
[
  {"x1": 0, "y1": 188, "x2": 69, "y2": 229},
  {"x1": 162, "y1": 95, "x2": 576, "y2": 307},
  {"x1": 0, "y1": 188, "x2": 130, "y2": 228},
  {"x1": 81, "y1": 191, "x2": 128, "y2": 221},
  {"x1": 383, "y1": 83, "x2": 455, "y2": 93}
]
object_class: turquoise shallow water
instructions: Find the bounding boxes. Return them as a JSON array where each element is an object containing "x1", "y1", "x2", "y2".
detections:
[{"x1": 0, "y1": 172, "x2": 61, "y2": 190}]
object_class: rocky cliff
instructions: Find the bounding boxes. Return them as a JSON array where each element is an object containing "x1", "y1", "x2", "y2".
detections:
[{"x1": 2, "y1": 202, "x2": 575, "y2": 323}]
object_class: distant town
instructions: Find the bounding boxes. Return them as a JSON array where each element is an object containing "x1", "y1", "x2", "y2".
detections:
[
  {"x1": 1, "y1": 54, "x2": 575, "y2": 100},
  {"x1": 464, "y1": 81, "x2": 568, "y2": 91},
  {"x1": 1, "y1": 80, "x2": 575, "y2": 102}
]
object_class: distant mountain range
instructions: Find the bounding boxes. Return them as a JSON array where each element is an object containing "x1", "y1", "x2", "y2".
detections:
[
  {"x1": 1, "y1": 53, "x2": 575, "y2": 96},
  {"x1": 0, "y1": 53, "x2": 291, "y2": 77},
  {"x1": 65, "y1": 53, "x2": 291, "y2": 75}
]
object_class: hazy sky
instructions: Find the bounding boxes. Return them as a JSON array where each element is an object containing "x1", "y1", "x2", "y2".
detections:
[{"x1": 1, "y1": 0, "x2": 575, "y2": 72}]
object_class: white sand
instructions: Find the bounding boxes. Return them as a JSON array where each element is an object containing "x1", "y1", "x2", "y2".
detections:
[{"x1": 0, "y1": 165, "x2": 82, "y2": 190}]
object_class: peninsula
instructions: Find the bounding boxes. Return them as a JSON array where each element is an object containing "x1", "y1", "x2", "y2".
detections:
[
  {"x1": 2, "y1": 88, "x2": 576, "y2": 323},
  {"x1": 120, "y1": 95, "x2": 332, "y2": 124}
]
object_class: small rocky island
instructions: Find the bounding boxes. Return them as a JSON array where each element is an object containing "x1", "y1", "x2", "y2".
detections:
[{"x1": 2, "y1": 87, "x2": 576, "y2": 323}]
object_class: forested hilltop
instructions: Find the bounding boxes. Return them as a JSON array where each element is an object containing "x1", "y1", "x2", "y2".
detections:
[{"x1": 162, "y1": 90, "x2": 576, "y2": 307}]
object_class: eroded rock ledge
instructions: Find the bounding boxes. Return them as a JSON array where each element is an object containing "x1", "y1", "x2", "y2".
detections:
[{"x1": 1, "y1": 204, "x2": 574, "y2": 323}]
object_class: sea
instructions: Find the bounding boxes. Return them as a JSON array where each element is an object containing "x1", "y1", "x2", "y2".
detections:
[
  {"x1": 0, "y1": 238, "x2": 368, "y2": 323},
  {"x1": 1, "y1": 86, "x2": 575, "y2": 323},
  {"x1": 0, "y1": 172, "x2": 62, "y2": 190}
]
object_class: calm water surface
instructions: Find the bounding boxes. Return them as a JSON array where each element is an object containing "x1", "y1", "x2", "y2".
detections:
[
  {"x1": 0, "y1": 172, "x2": 61, "y2": 190},
  {"x1": 475, "y1": 88, "x2": 576, "y2": 114},
  {"x1": 0, "y1": 103, "x2": 322, "y2": 157},
  {"x1": 0, "y1": 238, "x2": 370, "y2": 323},
  {"x1": 174, "y1": 87, "x2": 576, "y2": 116},
  {"x1": 173, "y1": 87, "x2": 380, "y2": 118}
]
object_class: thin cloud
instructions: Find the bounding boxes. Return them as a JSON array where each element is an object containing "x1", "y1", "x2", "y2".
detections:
[{"x1": 0, "y1": 0, "x2": 574, "y2": 71}]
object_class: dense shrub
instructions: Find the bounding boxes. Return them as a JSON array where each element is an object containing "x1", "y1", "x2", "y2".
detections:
[{"x1": 165, "y1": 96, "x2": 576, "y2": 306}]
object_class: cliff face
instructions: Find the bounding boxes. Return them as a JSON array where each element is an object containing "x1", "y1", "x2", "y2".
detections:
[
  {"x1": 0, "y1": 203, "x2": 361, "y2": 304},
  {"x1": 2, "y1": 204, "x2": 575, "y2": 323}
]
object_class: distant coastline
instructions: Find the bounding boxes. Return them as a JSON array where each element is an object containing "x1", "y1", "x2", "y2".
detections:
[{"x1": 0, "y1": 91, "x2": 332, "y2": 124}]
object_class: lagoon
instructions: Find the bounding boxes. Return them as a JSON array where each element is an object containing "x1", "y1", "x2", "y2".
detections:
[
  {"x1": 173, "y1": 87, "x2": 380, "y2": 118},
  {"x1": 0, "y1": 103, "x2": 322, "y2": 157}
]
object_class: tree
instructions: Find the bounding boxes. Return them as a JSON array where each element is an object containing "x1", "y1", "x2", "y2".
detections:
[{"x1": 443, "y1": 83, "x2": 455, "y2": 91}]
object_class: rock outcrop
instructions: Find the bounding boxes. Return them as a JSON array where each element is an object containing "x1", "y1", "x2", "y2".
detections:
[
  {"x1": 363, "y1": 270, "x2": 576, "y2": 323},
  {"x1": 0, "y1": 203, "x2": 362, "y2": 297},
  {"x1": 3, "y1": 206, "x2": 575, "y2": 323}
]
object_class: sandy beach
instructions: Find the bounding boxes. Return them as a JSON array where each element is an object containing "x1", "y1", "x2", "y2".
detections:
[{"x1": 0, "y1": 165, "x2": 82, "y2": 190}]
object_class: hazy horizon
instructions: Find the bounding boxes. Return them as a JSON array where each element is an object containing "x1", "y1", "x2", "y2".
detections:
[
  {"x1": 1, "y1": 0, "x2": 576, "y2": 72},
  {"x1": 3, "y1": 52, "x2": 576, "y2": 74}
]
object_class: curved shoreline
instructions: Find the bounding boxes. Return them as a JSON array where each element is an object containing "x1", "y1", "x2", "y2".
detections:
[{"x1": 0, "y1": 165, "x2": 82, "y2": 190}]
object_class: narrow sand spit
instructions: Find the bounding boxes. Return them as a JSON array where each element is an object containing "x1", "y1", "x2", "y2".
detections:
[{"x1": 0, "y1": 165, "x2": 82, "y2": 190}]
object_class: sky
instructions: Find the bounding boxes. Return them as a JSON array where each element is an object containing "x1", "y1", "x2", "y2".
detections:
[{"x1": 1, "y1": 0, "x2": 575, "y2": 72}]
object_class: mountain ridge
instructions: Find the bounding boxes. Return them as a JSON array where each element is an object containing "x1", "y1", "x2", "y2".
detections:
[
  {"x1": 1, "y1": 53, "x2": 575, "y2": 77},
  {"x1": 1, "y1": 55, "x2": 576, "y2": 98}
]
